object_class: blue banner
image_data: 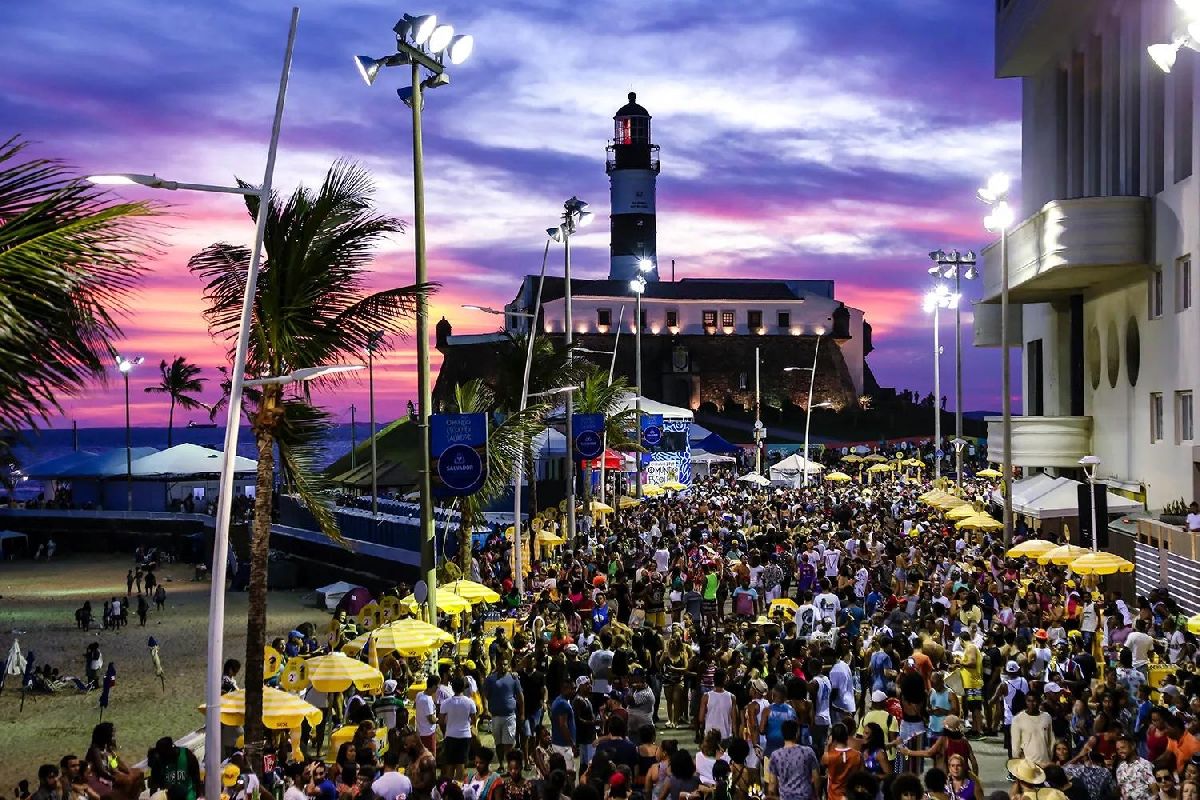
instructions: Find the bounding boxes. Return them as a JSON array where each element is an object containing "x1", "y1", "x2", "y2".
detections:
[
  {"x1": 573, "y1": 413, "x2": 606, "y2": 460},
  {"x1": 431, "y1": 413, "x2": 488, "y2": 497},
  {"x1": 641, "y1": 413, "x2": 664, "y2": 448}
]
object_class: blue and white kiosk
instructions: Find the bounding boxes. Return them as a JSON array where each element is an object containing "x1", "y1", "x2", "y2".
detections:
[{"x1": 616, "y1": 393, "x2": 694, "y2": 486}]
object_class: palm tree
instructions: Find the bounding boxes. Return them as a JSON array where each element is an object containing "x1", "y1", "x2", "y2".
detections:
[
  {"x1": 0, "y1": 136, "x2": 157, "y2": 430},
  {"x1": 144, "y1": 357, "x2": 208, "y2": 446},
  {"x1": 188, "y1": 161, "x2": 424, "y2": 753}
]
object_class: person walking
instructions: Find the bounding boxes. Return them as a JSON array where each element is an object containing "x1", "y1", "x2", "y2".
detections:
[
  {"x1": 136, "y1": 595, "x2": 148, "y2": 627},
  {"x1": 1011, "y1": 691, "x2": 1053, "y2": 765},
  {"x1": 483, "y1": 657, "x2": 524, "y2": 764}
]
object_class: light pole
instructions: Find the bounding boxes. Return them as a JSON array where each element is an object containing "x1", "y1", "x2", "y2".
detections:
[
  {"x1": 784, "y1": 331, "x2": 824, "y2": 486},
  {"x1": 357, "y1": 12, "x2": 474, "y2": 623},
  {"x1": 462, "y1": 238, "x2": 551, "y2": 596},
  {"x1": 631, "y1": 257, "x2": 653, "y2": 498},
  {"x1": 366, "y1": 331, "x2": 384, "y2": 516},
  {"x1": 979, "y1": 173, "x2": 1016, "y2": 546},
  {"x1": 88, "y1": 13, "x2": 297, "y2": 792},
  {"x1": 116, "y1": 355, "x2": 144, "y2": 511},
  {"x1": 547, "y1": 197, "x2": 592, "y2": 546},
  {"x1": 1079, "y1": 455, "x2": 1101, "y2": 550},
  {"x1": 930, "y1": 249, "x2": 977, "y2": 489},
  {"x1": 754, "y1": 347, "x2": 763, "y2": 474},
  {"x1": 529, "y1": 384, "x2": 582, "y2": 543},
  {"x1": 923, "y1": 285, "x2": 959, "y2": 481}
]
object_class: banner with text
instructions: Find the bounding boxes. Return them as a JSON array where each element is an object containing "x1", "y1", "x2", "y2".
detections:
[
  {"x1": 572, "y1": 413, "x2": 606, "y2": 461},
  {"x1": 431, "y1": 413, "x2": 488, "y2": 497}
]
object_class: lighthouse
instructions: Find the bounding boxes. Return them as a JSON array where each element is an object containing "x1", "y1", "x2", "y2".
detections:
[{"x1": 607, "y1": 92, "x2": 661, "y2": 282}]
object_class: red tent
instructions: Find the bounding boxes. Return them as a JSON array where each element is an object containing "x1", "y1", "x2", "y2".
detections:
[{"x1": 584, "y1": 449, "x2": 625, "y2": 470}]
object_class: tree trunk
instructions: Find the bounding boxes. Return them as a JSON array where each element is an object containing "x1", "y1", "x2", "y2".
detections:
[
  {"x1": 167, "y1": 397, "x2": 175, "y2": 448},
  {"x1": 242, "y1": 401, "x2": 278, "y2": 769}
]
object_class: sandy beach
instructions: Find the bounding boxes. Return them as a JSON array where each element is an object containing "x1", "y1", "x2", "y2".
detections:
[{"x1": 0, "y1": 553, "x2": 321, "y2": 791}]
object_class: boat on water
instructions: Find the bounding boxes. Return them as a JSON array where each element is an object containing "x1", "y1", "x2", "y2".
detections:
[{"x1": 187, "y1": 421, "x2": 218, "y2": 429}]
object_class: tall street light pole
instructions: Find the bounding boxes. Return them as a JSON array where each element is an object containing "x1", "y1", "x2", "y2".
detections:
[
  {"x1": 356, "y1": 12, "x2": 474, "y2": 622},
  {"x1": 980, "y1": 173, "x2": 1015, "y2": 547},
  {"x1": 89, "y1": 13, "x2": 297, "y2": 794},
  {"x1": 548, "y1": 198, "x2": 591, "y2": 546},
  {"x1": 930, "y1": 249, "x2": 977, "y2": 489},
  {"x1": 116, "y1": 355, "x2": 144, "y2": 511},
  {"x1": 366, "y1": 331, "x2": 384, "y2": 516},
  {"x1": 631, "y1": 257, "x2": 653, "y2": 498},
  {"x1": 784, "y1": 332, "x2": 823, "y2": 487},
  {"x1": 1079, "y1": 455, "x2": 1102, "y2": 551},
  {"x1": 923, "y1": 286, "x2": 959, "y2": 481},
  {"x1": 754, "y1": 347, "x2": 763, "y2": 474}
]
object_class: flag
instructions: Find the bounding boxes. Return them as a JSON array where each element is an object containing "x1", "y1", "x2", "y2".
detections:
[
  {"x1": 99, "y1": 662, "x2": 116, "y2": 709},
  {"x1": 148, "y1": 637, "x2": 165, "y2": 692},
  {"x1": 1, "y1": 639, "x2": 25, "y2": 693}
]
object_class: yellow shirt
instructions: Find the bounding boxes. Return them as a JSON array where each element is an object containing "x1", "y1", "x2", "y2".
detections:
[{"x1": 959, "y1": 641, "x2": 983, "y2": 690}]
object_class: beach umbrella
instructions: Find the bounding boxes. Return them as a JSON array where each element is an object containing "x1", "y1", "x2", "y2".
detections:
[
  {"x1": 1187, "y1": 615, "x2": 1200, "y2": 635},
  {"x1": 956, "y1": 514, "x2": 1004, "y2": 532},
  {"x1": 98, "y1": 662, "x2": 116, "y2": 721},
  {"x1": 641, "y1": 485, "x2": 666, "y2": 497},
  {"x1": 918, "y1": 490, "x2": 947, "y2": 504},
  {"x1": 1069, "y1": 551, "x2": 1134, "y2": 576},
  {"x1": 946, "y1": 504, "x2": 977, "y2": 521},
  {"x1": 440, "y1": 579, "x2": 501, "y2": 605},
  {"x1": 736, "y1": 472, "x2": 771, "y2": 486},
  {"x1": 400, "y1": 590, "x2": 472, "y2": 615},
  {"x1": 280, "y1": 658, "x2": 309, "y2": 692},
  {"x1": 306, "y1": 652, "x2": 384, "y2": 693},
  {"x1": 1, "y1": 639, "x2": 25, "y2": 693},
  {"x1": 867, "y1": 463, "x2": 892, "y2": 474},
  {"x1": 1037, "y1": 543, "x2": 1092, "y2": 566},
  {"x1": 863, "y1": 454, "x2": 889, "y2": 463},
  {"x1": 661, "y1": 480, "x2": 687, "y2": 491},
  {"x1": 903, "y1": 458, "x2": 925, "y2": 468},
  {"x1": 976, "y1": 468, "x2": 1004, "y2": 479},
  {"x1": 618, "y1": 495, "x2": 641, "y2": 509},
  {"x1": 1005, "y1": 538, "x2": 1057, "y2": 558},
  {"x1": 933, "y1": 496, "x2": 968, "y2": 510},
  {"x1": 536, "y1": 531, "x2": 567, "y2": 546},
  {"x1": 342, "y1": 619, "x2": 452, "y2": 657},
  {"x1": 148, "y1": 637, "x2": 165, "y2": 693},
  {"x1": 199, "y1": 686, "x2": 323, "y2": 730},
  {"x1": 841, "y1": 454, "x2": 863, "y2": 464},
  {"x1": 824, "y1": 471, "x2": 853, "y2": 482},
  {"x1": 579, "y1": 500, "x2": 614, "y2": 514}
]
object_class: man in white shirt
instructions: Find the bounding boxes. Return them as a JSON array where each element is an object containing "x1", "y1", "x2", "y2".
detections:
[
  {"x1": 1010, "y1": 691, "x2": 1052, "y2": 764},
  {"x1": 653, "y1": 544, "x2": 671, "y2": 573},
  {"x1": 372, "y1": 751, "x2": 413, "y2": 800},
  {"x1": 1123, "y1": 620, "x2": 1155, "y2": 670},
  {"x1": 814, "y1": 583, "x2": 841, "y2": 625},
  {"x1": 822, "y1": 546, "x2": 840, "y2": 579},
  {"x1": 415, "y1": 675, "x2": 441, "y2": 756},
  {"x1": 588, "y1": 636, "x2": 615, "y2": 704},
  {"x1": 829, "y1": 655, "x2": 857, "y2": 721},
  {"x1": 1188, "y1": 502, "x2": 1200, "y2": 531}
]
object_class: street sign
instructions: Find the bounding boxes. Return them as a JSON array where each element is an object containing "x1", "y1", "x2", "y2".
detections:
[
  {"x1": 573, "y1": 413, "x2": 606, "y2": 460},
  {"x1": 641, "y1": 413, "x2": 664, "y2": 448},
  {"x1": 935, "y1": 449, "x2": 944, "y2": 459},
  {"x1": 431, "y1": 413, "x2": 488, "y2": 497}
]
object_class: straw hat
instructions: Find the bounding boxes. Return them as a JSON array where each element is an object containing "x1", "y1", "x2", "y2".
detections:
[{"x1": 1006, "y1": 758, "x2": 1046, "y2": 785}]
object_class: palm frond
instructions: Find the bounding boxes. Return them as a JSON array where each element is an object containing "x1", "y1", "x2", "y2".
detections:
[{"x1": 274, "y1": 399, "x2": 343, "y2": 546}]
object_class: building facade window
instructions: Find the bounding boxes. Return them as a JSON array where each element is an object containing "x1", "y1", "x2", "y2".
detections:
[
  {"x1": 1151, "y1": 392, "x2": 1165, "y2": 442},
  {"x1": 777, "y1": 310, "x2": 791, "y2": 329},
  {"x1": 597, "y1": 308, "x2": 612, "y2": 328},
  {"x1": 1150, "y1": 269, "x2": 1164, "y2": 319},
  {"x1": 702, "y1": 310, "x2": 717, "y2": 328},
  {"x1": 1178, "y1": 256, "x2": 1192, "y2": 312},
  {"x1": 721, "y1": 310, "x2": 735, "y2": 329},
  {"x1": 747, "y1": 310, "x2": 763, "y2": 330},
  {"x1": 1178, "y1": 391, "x2": 1195, "y2": 443},
  {"x1": 665, "y1": 309, "x2": 678, "y2": 329}
]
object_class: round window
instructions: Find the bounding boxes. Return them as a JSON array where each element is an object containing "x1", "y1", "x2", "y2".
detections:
[
  {"x1": 1126, "y1": 317, "x2": 1141, "y2": 387},
  {"x1": 1087, "y1": 326, "x2": 1101, "y2": 390},
  {"x1": 1106, "y1": 321, "x2": 1120, "y2": 388}
]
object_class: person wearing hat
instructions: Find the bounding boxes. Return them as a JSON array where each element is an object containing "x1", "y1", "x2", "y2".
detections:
[
  {"x1": 991, "y1": 661, "x2": 1030, "y2": 754},
  {"x1": 1006, "y1": 758, "x2": 1068, "y2": 800},
  {"x1": 373, "y1": 679, "x2": 405, "y2": 732}
]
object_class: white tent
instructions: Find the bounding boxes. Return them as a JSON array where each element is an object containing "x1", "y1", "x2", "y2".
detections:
[
  {"x1": 737, "y1": 472, "x2": 771, "y2": 486},
  {"x1": 994, "y1": 473, "x2": 1062, "y2": 509},
  {"x1": 1012, "y1": 478, "x2": 1143, "y2": 520},
  {"x1": 316, "y1": 581, "x2": 363, "y2": 611},
  {"x1": 531, "y1": 429, "x2": 568, "y2": 459},
  {"x1": 129, "y1": 443, "x2": 256, "y2": 477},
  {"x1": 690, "y1": 449, "x2": 735, "y2": 464},
  {"x1": 769, "y1": 453, "x2": 824, "y2": 485}
]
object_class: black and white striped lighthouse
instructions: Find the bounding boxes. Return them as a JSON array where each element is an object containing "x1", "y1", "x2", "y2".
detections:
[{"x1": 606, "y1": 92, "x2": 661, "y2": 282}]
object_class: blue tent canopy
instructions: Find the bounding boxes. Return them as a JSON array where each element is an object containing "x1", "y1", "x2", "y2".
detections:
[{"x1": 696, "y1": 432, "x2": 740, "y2": 455}]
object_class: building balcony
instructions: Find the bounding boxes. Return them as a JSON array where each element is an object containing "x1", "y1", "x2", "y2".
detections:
[
  {"x1": 979, "y1": 196, "x2": 1151, "y2": 304},
  {"x1": 986, "y1": 415, "x2": 1093, "y2": 469},
  {"x1": 995, "y1": 0, "x2": 1091, "y2": 78}
]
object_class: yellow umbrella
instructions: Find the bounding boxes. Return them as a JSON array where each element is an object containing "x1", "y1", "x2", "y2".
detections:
[
  {"x1": 537, "y1": 531, "x2": 567, "y2": 546},
  {"x1": 579, "y1": 500, "x2": 614, "y2": 514},
  {"x1": 841, "y1": 454, "x2": 863, "y2": 464},
  {"x1": 307, "y1": 651, "x2": 385, "y2": 693},
  {"x1": 976, "y1": 468, "x2": 1004, "y2": 479},
  {"x1": 199, "y1": 686, "x2": 322, "y2": 730},
  {"x1": 956, "y1": 514, "x2": 1004, "y2": 531},
  {"x1": 400, "y1": 590, "x2": 472, "y2": 615},
  {"x1": 933, "y1": 496, "x2": 968, "y2": 510},
  {"x1": 618, "y1": 495, "x2": 641, "y2": 509},
  {"x1": 1037, "y1": 543, "x2": 1092, "y2": 566},
  {"x1": 1005, "y1": 538, "x2": 1057, "y2": 558},
  {"x1": 946, "y1": 504, "x2": 977, "y2": 520},
  {"x1": 863, "y1": 454, "x2": 888, "y2": 463},
  {"x1": 903, "y1": 458, "x2": 925, "y2": 468},
  {"x1": 1187, "y1": 615, "x2": 1200, "y2": 635},
  {"x1": 824, "y1": 471, "x2": 853, "y2": 482},
  {"x1": 641, "y1": 485, "x2": 665, "y2": 497},
  {"x1": 441, "y1": 579, "x2": 501, "y2": 604},
  {"x1": 1069, "y1": 551, "x2": 1134, "y2": 575},
  {"x1": 661, "y1": 480, "x2": 687, "y2": 491},
  {"x1": 919, "y1": 490, "x2": 948, "y2": 504},
  {"x1": 867, "y1": 463, "x2": 892, "y2": 473},
  {"x1": 343, "y1": 618, "x2": 452, "y2": 656}
]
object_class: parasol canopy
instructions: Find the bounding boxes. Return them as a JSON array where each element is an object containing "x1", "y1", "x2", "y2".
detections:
[
  {"x1": 976, "y1": 467, "x2": 1004, "y2": 478},
  {"x1": 1006, "y1": 538, "x2": 1057, "y2": 558},
  {"x1": 863, "y1": 454, "x2": 889, "y2": 463},
  {"x1": 537, "y1": 531, "x2": 567, "y2": 546},
  {"x1": 343, "y1": 618, "x2": 453, "y2": 657},
  {"x1": 199, "y1": 686, "x2": 322, "y2": 730},
  {"x1": 440, "y1": 579, "x2": 501, "y2": 604},
  {"x1": 641, "y1": 485, "x2": 665, "y2": 497},
  {"x1": 661, "y1": 480, "x2": 687, "y2": 491},
  {"x1": 841, "y1": 454, "x2": 863, "y2": 464},
  {"x1": 306, "y1": 651, "x2": 384, "y2": 693},
  {"x1": 618, "y1": 495, "x2": 641, "y2": 509},
  {"x1": 401, "y1": 590, "x2": 471, "y2": 615},
  {"x1": 946, "y1": 504, "x2": 977, "y2": 520},
  {"x1": 867, "y1": 463, "x2": 893, "y2": 474},
  {"x1": 956, "y1": 514, "x2": 1004, "y2": 531},
  {"x1": 1069, "y1": 551, "x2": 1134, "y2": 575},
  {"x1": 736, "y1": 472, "x2": 771, "y2": 486},
  {"x1": 579, "y1": 500, "x2": 614, "y2": 514},
  {"x1": 1037, "y1": 543, "x2": 1092, "y2": 565},
  {"x1": 824, "y1": 471, "x2": 853, "y2": 482}
]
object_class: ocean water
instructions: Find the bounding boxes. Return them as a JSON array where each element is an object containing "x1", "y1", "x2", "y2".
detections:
[{"x1": 10, "y1": 422, "x2": 373, "y2": 470}]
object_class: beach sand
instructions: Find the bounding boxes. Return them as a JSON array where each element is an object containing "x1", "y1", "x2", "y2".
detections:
[{"x1": 0, "y1": 554, "x2": 321, "y2": 791}]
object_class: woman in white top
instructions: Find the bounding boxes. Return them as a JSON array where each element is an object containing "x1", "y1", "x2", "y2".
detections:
[
  {"x1": 693, "y1": 730, "x2": 729, "y2": 786},
  {"x1": 440, "y1": 676, "x2": 478, "y2": 782}
]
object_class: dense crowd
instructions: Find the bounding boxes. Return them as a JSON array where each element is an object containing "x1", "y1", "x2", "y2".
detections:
[{"x1": 12, "y1": 468, "x2": 1200, "y2": 800}]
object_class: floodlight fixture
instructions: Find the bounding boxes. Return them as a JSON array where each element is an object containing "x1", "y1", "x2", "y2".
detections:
[
  {"x1": 630, "y1": 276, "x2": 646, "y2": 295},
  {"x1": 427, "y1": 24, "x2": 454, "y2": 53},
  {"x1": 116, "y1": 354, "x2": 144, "y2": 374},
  {"x1": 447, "y1": 34, "x2": 474, "y2": 64},
  {"x1": 984, "y1": 201, "x2": 1015, "y2": 233}
]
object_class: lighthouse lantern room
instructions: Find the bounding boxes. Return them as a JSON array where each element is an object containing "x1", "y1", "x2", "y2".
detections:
[{"x1": 606, "y1": 92, "x2": 661, "y2": 283}]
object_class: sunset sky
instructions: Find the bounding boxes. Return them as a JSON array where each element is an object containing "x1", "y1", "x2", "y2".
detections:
[{"x1": 1, "y1": 0, "x2": 1020, "y2": 429}]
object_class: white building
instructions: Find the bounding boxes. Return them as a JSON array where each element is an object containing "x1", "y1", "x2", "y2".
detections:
[{"x1": 978, "y1": 0, "x2": 1199, "y2": 508}]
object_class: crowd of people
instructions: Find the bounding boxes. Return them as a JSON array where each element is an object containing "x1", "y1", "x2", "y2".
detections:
[{"x1": 12, "y1": 467, "x2": 1200, "y2": 800}]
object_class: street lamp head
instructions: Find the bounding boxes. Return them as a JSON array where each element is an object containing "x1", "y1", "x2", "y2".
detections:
[
  {"x1": 783, "y1": 366, "x2": 813, "y2": 372},
  {"x1": 447, "y1": 34, "x2": 474, "y2": 64},
  {"x1": 1078, "y1": 455, "x2": 1101, "y2": 467},
  {"x1": 88, "y1": 173, "x2": 162, "y2": 187},
  {"x1": 116, "y1": 355, "x2": 144, "y2": 374},
  {"x1": 927, "y1": 263, "x2": 941, "y2": 276},
  {"x1": 638, "y1": 257, "x2": 654, "y2": 273},
  {"x1": 422, "y1": 72, "x2": 451, "y2": 90},
  {"x1": 983, "y1": 201, "x2": 1015, "y2": 233},
  {"x1": 396, "y1": 86, "x2": 425, "y2": 109},
  {"x1": 928, "y1": 249, "x2": 946, "y2": 263},
  {"x1": 630, "y1": 276, "x2": 646, "y2": 295},
  {"x1": 405, "y1": 14, "x2": 438, "y2": 46},
  {"x1": 427, "y1": 24, "x2": 454, "y2": 53},
  {"x1": 575, "y1": 209, "x2": 593, "y2": 227},
  {"x1": 355, "y1": 55, "x2": 386, "y2": 86},
  {"x1": 546, "y1": 226, "x2": 564, "y2": 242},
  {"x1": 1149, "y1": 41, "x2": 1182, "y2": 73}
]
